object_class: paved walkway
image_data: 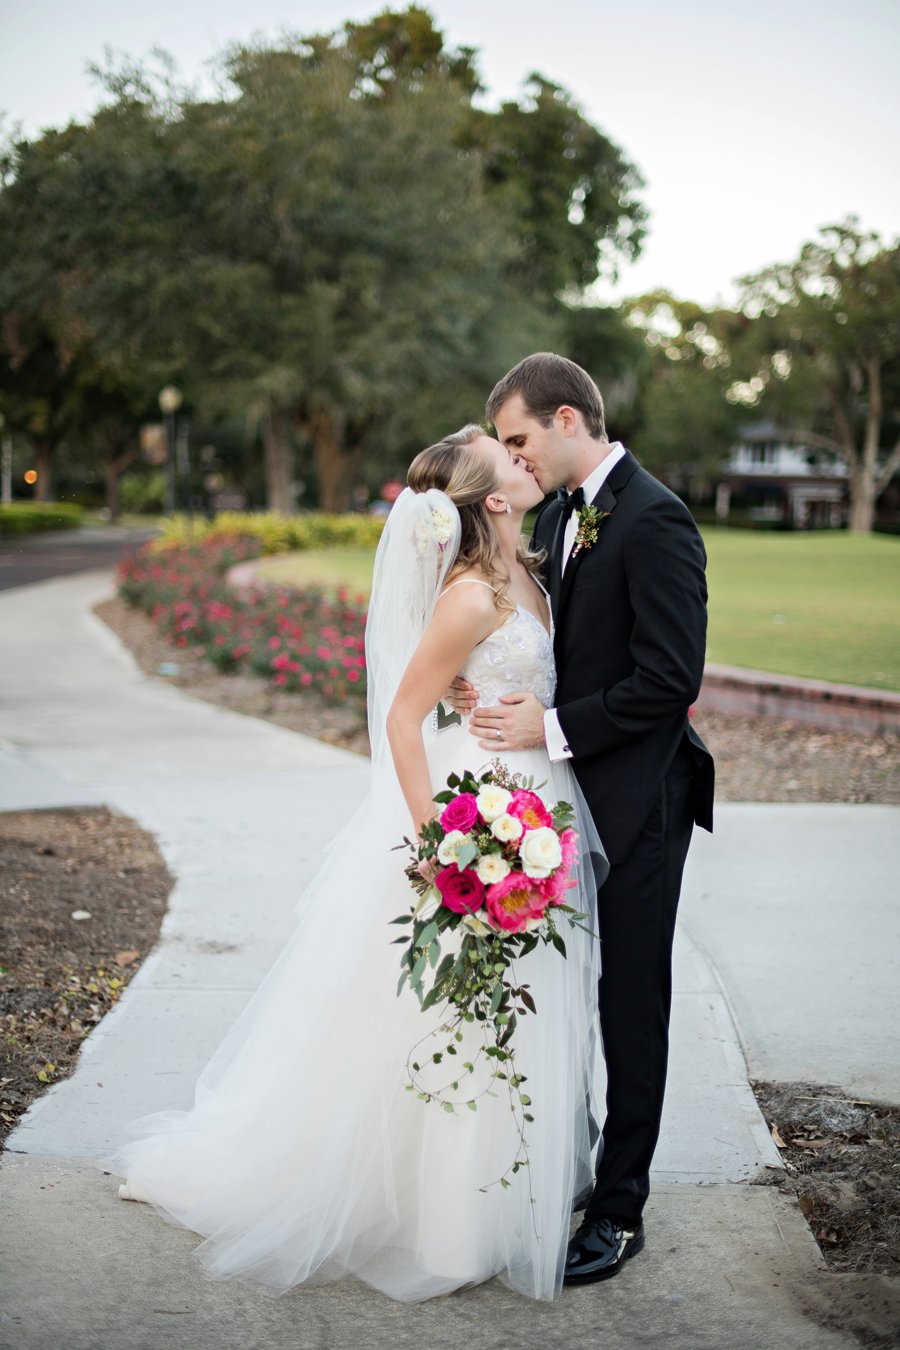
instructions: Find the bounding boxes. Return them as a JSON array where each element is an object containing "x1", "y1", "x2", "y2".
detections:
[{"x1": 1, "y1": 569, "x2": 896, "y2": 1348}]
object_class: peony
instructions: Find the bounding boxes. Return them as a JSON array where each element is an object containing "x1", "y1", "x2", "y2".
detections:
[
  {"x1": 475, "y1": 784, "x2": 512, "y2": 824},
  {"x1": 485, "y1": 872, "x2": 548, "y2": 934},
  {"x1": 440, "y1": 793, "x2": 479, "y2": 834},
  {"x1": 437, "y1": 830, "x2": 468, "y2": 866},
  {"x1": 520, "y1": 826, "x2": 563, "y2": 879},
  {"x1": 435, "y1": 864, "x2": 485, "y2": 915},
  {"x1": 476, "y1": 852, "x2": 511, "y2": 885},
  {"x1": 491, "y1": 812, "x2": 524, "y2": 843},
  {"x1": 559, "y1": 827, "x2": 578, "y2": 874},
  {"x1": 508, "y1": 789, "x2": 553, "y2": 831}
]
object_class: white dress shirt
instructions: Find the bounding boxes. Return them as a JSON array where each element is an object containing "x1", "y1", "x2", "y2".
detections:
[{"x1": 543, "y1": 443, "x2": 626, "y2": 761}]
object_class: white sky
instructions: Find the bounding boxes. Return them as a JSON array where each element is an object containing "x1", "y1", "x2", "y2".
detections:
[{"x1": 1, "y1": 0, "x2": 898, "y2": 306}]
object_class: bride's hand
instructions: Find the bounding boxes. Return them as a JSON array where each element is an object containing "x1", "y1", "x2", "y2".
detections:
[{"x1": 444, "y1": 676, "x2": 478, "y2": 714}]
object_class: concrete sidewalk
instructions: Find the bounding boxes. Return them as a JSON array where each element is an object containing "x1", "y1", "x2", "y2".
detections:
[{"x1": 1, "y1": 568, "x2": 892, "y2": 1348}]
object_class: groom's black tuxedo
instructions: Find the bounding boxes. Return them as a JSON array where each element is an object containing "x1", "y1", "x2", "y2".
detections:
[
  {"x1": 533, "y1": 448, "x2": 714, "y2": 1227},
  {"x1": 535, "y1": 449, "x2": 714, "y2": 865}
]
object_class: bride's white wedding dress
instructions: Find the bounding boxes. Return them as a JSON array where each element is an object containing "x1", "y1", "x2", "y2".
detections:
[{"x1": 107, "y1": 575, "x2": 604, "y2": 1304}]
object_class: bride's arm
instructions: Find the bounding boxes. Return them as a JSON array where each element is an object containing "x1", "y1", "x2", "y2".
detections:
[{"x1": 386, "y1": 586, "x2": 499, "y2": 835}]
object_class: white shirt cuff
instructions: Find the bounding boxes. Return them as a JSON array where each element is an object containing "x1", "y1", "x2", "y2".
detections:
[{"x1": 543, "y1": 708, "x2": 573, "y2": 762}]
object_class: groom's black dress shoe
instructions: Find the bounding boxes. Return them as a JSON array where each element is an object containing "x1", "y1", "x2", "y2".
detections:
[{"x1": 563, "y1": 1217, "x2": 645, "y2": 1285}]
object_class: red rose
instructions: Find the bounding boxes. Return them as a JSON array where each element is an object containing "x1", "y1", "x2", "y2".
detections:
[
  {"x1": 439, "y1": 792, "x2": 479, "y2": 834},
  {"x1": 435, "y1": 864, "x2": 486, "y2": 915}
]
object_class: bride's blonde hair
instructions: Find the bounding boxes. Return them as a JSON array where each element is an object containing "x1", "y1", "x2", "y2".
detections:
[{"x1": 407, "y1": 424, "x2": 545, "y2": 615}]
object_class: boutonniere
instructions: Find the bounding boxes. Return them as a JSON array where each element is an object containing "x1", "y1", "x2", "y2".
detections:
[{"x1": 571, "y1": 503, "x2": 611, "y2": 558}]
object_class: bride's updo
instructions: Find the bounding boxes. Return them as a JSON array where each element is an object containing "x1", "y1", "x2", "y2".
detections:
[{"x1": 407, "y1": 424, "x2": 543, "y2": 613}]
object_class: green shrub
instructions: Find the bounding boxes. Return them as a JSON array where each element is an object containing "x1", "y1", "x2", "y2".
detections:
[
  {"x1": 154, "y1": 511, "x2": 386, "y2": 555},
  {"x1": 0, "y1": 502, "x2": 84, "y2": 535},
  {"x1": 120, "y1": 471, "x2": 166, "y2": 514}
]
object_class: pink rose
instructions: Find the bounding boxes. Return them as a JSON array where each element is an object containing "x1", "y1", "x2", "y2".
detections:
[
  {"x1": 439, "y1": 792, "x2": 479, "y2": 834},
  {"x1": 507, "y1": 790, "x2": 553, "y2": 832},
  {"x1": 485, "y1": 871, "x2": 548, "y2": 933},
  {"x1": 435, "y1": 865, "x2": 485, "y2": 915}
]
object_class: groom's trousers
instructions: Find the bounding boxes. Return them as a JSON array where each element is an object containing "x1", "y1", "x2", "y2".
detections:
[{"x1": 584, "y1": 744, "x2": 697, "y2": 1228}]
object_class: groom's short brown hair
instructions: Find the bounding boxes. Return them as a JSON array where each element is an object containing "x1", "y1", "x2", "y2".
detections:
[{"x1": 486, "y1": 353, "x2": 606, "y2": 440}]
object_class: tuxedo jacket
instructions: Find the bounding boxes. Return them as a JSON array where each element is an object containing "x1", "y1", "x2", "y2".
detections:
[{"x1": 533, "y1": 449, "x2": 714, "y2": 866}]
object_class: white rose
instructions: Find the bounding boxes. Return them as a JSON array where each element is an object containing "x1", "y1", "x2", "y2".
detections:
[
  {"x1": 475, "y1": 784, "x2": 512, "y2": 823},
  {"x1": 491, "y1": 813, "x2": 524, "y2": 843},
  {"x1": 430, "y1": 507, "x2": 456, "y2": 545},
  {"x1": 437, "y1": 830, "x2": 468, "y2": 865},
  {"x1": 519, "y1": 826, "x2": 563, "y2": 878},
  {"x1": 461, "y1": 912, "x2": 492, "y2": 936},
  {"x1": 524, "y1": 914, "x2": 548, "y2": 932},
  {"x1": 476, "y1": 853, "x2": 511, "y2": 885}
]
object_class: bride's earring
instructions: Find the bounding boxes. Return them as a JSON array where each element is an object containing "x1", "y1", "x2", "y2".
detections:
[{"x1": 505, "y1": 504, "x2": 512, "y2": 514}]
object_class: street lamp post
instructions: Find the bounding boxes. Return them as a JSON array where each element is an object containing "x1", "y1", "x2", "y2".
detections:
[
  {"x1": 0, "y1": 414, "x2": 11, "y2": 506},
  {"x1": 175, "y1": 413, "x2": 193, "y2": 532},
  {"x1": 158, "y1": 385, "x2": 183, "y2": 516}
]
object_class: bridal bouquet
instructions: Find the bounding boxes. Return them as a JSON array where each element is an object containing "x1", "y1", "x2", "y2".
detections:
[{"x1": 391, "y1": 761, "x2": 587, "y2": 1190}]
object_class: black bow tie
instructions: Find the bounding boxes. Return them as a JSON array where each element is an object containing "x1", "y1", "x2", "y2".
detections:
[{"x1": 562, "y1": 486, "x2": 586, "y2": 520}]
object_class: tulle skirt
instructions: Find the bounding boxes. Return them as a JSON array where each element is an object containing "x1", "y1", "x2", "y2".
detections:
[{"x1": 104, "y1": 726, "x2": 604, "y2": 1302}]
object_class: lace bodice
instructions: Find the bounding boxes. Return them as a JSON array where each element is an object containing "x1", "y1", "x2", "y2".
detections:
[
  {"x1": 437, "y1": 579, "x2": 556, "y2": 713},
  {"x1": 462, "y1": 606, "x2": 556, "y2": 710}
]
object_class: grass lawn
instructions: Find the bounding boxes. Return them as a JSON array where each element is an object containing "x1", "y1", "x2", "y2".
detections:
[
  {"x1": 702, "y1": 531, "x2": 900, "y2": 691},
  {"x1": 254, "y1": 548, "x2": 376, "y2": 598},
  {"x1": 254, "y1": 532, "x2": 900, "y2": 692}
]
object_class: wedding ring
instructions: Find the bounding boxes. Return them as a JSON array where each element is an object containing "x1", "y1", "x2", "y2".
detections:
[{"x1": 496, "y1": 729, "x2": 502, "y2": 741}]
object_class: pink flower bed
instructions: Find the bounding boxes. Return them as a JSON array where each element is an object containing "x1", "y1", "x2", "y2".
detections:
[{"x1": 117, "y1": 534, "x2": 367, "y2": 706}]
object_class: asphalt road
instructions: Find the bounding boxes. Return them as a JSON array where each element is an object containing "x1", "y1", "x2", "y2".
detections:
[{"x1": 0, "y1": 525, "x2": 157, "y2": 591}]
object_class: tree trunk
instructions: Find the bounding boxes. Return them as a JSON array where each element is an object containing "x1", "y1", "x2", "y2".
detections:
[
  {"x1": 105, "y1": 443, "x2": 138, "y2": 522},
  {"x1": 312, "y1": 409, "x2": 362, "y2": 513},
  {"x1": 848, "y1": 461, "x2": 877, "y2": 533},
  {"x1": 34, "y1": 439, "x2": 55, "y2": 501},
  {"x1": 847, "y1": 357, "x2": 883, "y2": 534},
  {"x1": 263, "y1": 404, "x2": 295, "y2": 514}
]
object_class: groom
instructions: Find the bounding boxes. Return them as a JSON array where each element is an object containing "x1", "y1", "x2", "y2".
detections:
[{"x1": 452, "y1": 353, "x2": 714, "y2": 1284}]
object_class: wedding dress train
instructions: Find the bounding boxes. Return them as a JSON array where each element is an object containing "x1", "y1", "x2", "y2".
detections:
[{"x1": 107, "y1": 586, "x2": 604, "y2": 1303}]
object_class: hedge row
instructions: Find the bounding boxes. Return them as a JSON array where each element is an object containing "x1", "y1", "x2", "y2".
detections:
[
  {"x1": 154, "y1": 510, "x2": 386, "y2": 555},
  {"x1": 0, "y1": 502, "x2": 84, "y2": 535}
]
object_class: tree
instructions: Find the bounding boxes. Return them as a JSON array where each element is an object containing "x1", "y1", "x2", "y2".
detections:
[
  {"x1": 735, "y1": 221, "x2": 900, "y2": 533},
  {"x1": 466, "y1": 74, "x2": 646, "y2": 298},
  {"x1": 0, "y1": 11, "x2": 649, "y2": 512},
  {"x1": 622, "y1": 293, "x2": 744, "y2": 493}
]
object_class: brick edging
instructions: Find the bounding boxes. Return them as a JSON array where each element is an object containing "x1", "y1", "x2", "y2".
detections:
[{"x1": 698, "y1": 663, "x2": 900, "y2": 734}]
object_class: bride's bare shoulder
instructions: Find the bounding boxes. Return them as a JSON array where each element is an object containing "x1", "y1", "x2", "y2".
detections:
[{"x1": 433, "y1": 571, "x2": 498, "y2": 631}]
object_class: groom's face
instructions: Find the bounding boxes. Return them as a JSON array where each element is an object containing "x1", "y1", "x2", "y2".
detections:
[{"x1": 491, "y1": 394, "x2": 573, "y2": 494}]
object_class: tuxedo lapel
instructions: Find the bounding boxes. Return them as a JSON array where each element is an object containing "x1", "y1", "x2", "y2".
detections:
[
  {"x1": 557, "y1": 479, "x2": 618, "y2": 618},
  {"x1": 556, "y1": 451, "x2": 640, "y2": 623}
]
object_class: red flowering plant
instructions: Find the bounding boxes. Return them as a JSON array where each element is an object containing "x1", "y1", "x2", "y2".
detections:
[
  {"x1": 116, "y1": 536, "x2": 367, "y2": 706},
  {"x1": 391, "y1": 761, "x2": 591, "y2": 1191}
]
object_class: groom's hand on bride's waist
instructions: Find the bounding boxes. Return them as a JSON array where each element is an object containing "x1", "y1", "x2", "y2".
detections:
[{"x1": 470, "y1": 692, "x2": 546, "y2": 752}]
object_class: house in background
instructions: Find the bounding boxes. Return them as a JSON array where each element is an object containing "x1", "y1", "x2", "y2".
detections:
[{"x1": 717, "y1": 422, "x2": 847, "y2": 528}]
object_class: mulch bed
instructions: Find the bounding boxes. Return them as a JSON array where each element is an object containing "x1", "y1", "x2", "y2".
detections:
[
  {"x1": 754, "y1": 1082, "x2": 899, "y2": 1278},
  {"x1": 0, "y1": 807, "x2": 174, "y2": 1147}
]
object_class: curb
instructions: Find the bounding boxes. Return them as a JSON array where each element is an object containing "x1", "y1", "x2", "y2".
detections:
[{"x1": 698, "y1": 663, "x2": 900, "y2": 734}]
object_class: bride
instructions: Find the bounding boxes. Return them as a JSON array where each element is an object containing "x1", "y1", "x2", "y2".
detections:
[{"x1": 108, "y1": 423, "x2": 606, "y2": 1303}]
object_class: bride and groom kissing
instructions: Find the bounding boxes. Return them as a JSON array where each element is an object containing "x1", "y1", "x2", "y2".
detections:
[{"x1": 112, "y1": 352, "x2": 714, "y2": 1302}]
